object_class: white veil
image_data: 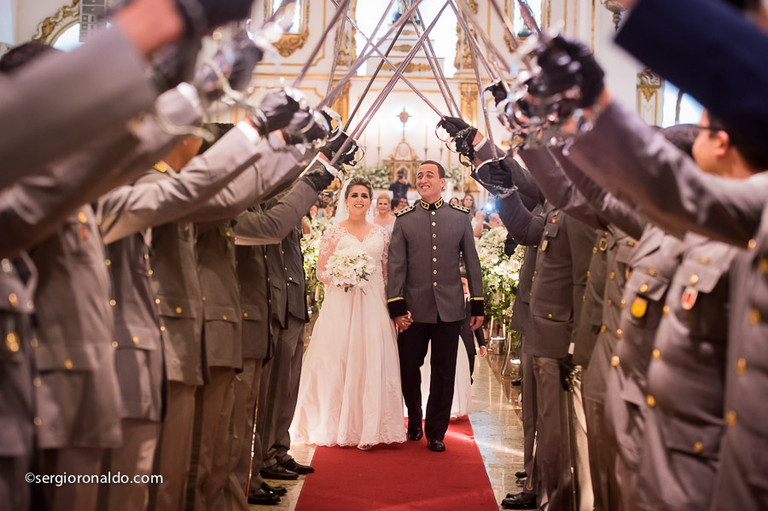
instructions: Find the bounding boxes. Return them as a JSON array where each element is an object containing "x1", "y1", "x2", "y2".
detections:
[{"x1": 334, "y1": 177, "x2": 375, "y2": 224}]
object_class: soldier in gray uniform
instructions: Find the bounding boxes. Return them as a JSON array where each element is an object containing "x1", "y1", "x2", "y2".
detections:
[
  {"x1": 230, "y1": 156, "x2": 338, "y2": 507},
  {"x1": 387, "y1": 160, "x2": 484, "y2": 452},
  {"x1": 525, "y1": 37, "x2": 768, "y2": 510},
  {"x1": 0, "y1": 254, "x2": 36, "y2": 511}
]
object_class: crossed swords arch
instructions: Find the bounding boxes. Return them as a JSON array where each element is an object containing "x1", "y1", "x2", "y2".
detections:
[{"x1": 279, "y1": 0, "x2": 544, "y2": 170}]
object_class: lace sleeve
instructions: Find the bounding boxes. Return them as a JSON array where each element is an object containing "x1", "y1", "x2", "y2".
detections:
[
  {"x1": 381, "y1": 225, "x2": 390, "y2": 283},
  {"x1": 316, "y1": 225, "x2": 343, "y2": 285}
]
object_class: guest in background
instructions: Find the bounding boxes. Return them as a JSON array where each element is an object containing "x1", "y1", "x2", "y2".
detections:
[{"x1": 373, "y1": 193, "x2": 395, "y2": 230}]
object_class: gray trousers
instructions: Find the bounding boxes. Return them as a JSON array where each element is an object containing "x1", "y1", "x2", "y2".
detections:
[
  {"x1": 532, "y1": 356, "x2": 573, "y2": 511},
  {"x1": 223, "y1": 358, "x2": 264, "y2": 511},
  {"x1": 100, "y1": 419, "x2": 161, "y2": 511},
  {"x1": 39, "y1": 447, "x2": 104, "y2": 511},
  {"x1": 257, "y1": 316, "x2": 304, "y2": 467},
  {"x1": 189, "y1": 367, "x2": 236, "y2": 511},
  {"x1": 151, "y1": 381, "x2": 196, "y2": 511}
]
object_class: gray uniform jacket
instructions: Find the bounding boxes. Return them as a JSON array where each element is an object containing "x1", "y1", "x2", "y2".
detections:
[
  {"x1": 639, "y1": 233, "x2": 737, "y2": 510},
  {"x1": 386, "y1": 199, "x2": 484, "y2": 323},
  {"x1": 572, "y1": 230, "x2": 608, "y2": 367},
  {"x1": 234, "y1": 179, "x2": 320, "y2": 360},
  {"x1": 499, "y1": 198, "x2": 596, "y2": 359},
  {"x1": 0, "y1": 27, "x2": 156, "y2": 186},
  {"x1": 29, "y1": 205, "x2": 123, "y2": 448},
  {"x1": 0, "y1": 84, "x2": 202, "y2": 258},
  {"x1": 566, "y1": 101, "x2": 768, "y2": 510},
  {"x1": 583, "y1": 229, "x2": 637, "y2": 403}
]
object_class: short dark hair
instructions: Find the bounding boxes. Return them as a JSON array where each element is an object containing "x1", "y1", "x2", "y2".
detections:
[
  {"x1": 0, "y1": 42, "x2": 60, "y2": 74},
  {"x1": 344, "y1": 177, "x2": 372, "y2": 199},
  {"x1": 707, "y1": 114, "x2": 768, "y2": 171},
  {"x1": 420, "y1": 160, "x2": 445, "y2": 178},
  {"x1": 661, "y1": 124, "x2": 698, "y2": 159}
]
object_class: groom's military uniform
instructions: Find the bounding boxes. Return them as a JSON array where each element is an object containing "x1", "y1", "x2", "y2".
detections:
[{"x1": 387, "y1": 198, "x2": 484, "y2": 442}]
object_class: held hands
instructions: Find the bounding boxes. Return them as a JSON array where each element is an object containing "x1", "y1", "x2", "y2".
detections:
[{"x1": 394, "y1": 312, "x2": 414, "y2": 332}]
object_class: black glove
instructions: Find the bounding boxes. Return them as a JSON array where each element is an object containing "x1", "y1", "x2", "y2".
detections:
[
  {"x1": 193, "y1": 30, "x2": 263, "y2": 102},
  {"x1": 532, "y1": 34, "x2": 605, "y2": 108},
  {"x1": 175, "y1": 0, "x2": 254, "y2": 37},
  {"x1": 486, "y1": 80, "x2": 510, "y2": 107},
  {"x1": 249, "y1": 89, "x2": 302, "y2": 136},
  {"x1": 474, "y1": 159, "x2": 514, "y2": 192},
  {"x1": 438, "y1": 116, "x2": 478, "y2": 162},
  {"x1": 151, "y1": 37, "x2": 202, "y2": 92},
  {"x1": 300, "y1": 162, "x2": 335, "y2": 192},
  {"x1": 559, "y1": 353, "x2": 576, "y2": 392},
  {"x1": 280, "y1": 109, "x2": 329, "y2": 145},
  {"x1": 319, "y1": 131, "x2": 360, "y2": 166}
]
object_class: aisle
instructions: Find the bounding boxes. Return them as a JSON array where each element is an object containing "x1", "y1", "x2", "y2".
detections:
[{"x1": 250, "y1": 353, "x2": 524, "y2": 509}]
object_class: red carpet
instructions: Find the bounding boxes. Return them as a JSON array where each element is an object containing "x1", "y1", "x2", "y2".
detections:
[{"x1": 295, "y1": 418, "x2": 499, "y2": 510}]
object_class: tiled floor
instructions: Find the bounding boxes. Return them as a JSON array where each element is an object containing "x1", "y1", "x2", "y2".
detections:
[{"x1": 250, "y1": 349, "x2": 525, "y2": 510}]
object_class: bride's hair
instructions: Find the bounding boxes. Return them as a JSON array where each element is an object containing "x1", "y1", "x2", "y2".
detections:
[{"x1": 343, "y1": 177, "x2": 372, "y2": 199}]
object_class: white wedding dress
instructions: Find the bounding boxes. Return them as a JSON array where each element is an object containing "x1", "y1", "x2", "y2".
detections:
[{"x1": 290, "y1": 224, "x2": 406, "y2": 448}]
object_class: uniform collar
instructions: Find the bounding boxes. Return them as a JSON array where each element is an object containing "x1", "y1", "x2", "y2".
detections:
[{"x1": 419, "y1": 197, "x2": 444, "y2": 210}]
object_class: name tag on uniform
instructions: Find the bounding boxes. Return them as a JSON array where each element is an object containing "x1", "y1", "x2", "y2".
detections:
[
  {"x1": 631, "y1": 296, "x2": 647, "y2": 318},
  {"x1": 681, "y1": 286, "x2": 698, "y2": 311}
]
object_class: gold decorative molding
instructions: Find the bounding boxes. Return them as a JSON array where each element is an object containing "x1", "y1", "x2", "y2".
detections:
[
  {"x1": 459, "y1": 83, "x2": 478, "y2": 127},
  {"x1": 32, "y1": 0, "x2": 80, "y2": 44},
  {"x1": 266, "y1": 0, "x2": 310, "y2": 57},
  {"x1": 331, "y1": 82, "x2": 350, "y2": 126},
  {"x1": 637, "y1": 68, "x2": 663, "y2": 125}
]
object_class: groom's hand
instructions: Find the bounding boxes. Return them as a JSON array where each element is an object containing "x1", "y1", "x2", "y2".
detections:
[
  {"x1": 470, "y1": 316, "x2": 484, "y2": 330},
  {"x1": 394, "y1": 313, "x2": 413, "y2": 331}
]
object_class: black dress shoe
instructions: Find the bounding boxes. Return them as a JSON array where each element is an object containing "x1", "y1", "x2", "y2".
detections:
[
  {"x1": 515, "y1": 470, "x2": 528, "y2": 479},
  {"x1": 427, "y1": 438, "x2": 445, "y2": 452},
  {"x1": 260, "y1": 463, "x2": 298, "y2": 480},
  {"x1": 280, "y1": 457, "x2": 314, "y2": 474},
  {"x1": 407, "y1": 429, "x2": 423, "y2": 441},
  {"x1": 261, "y1": 481, "x2": 287, "y2": 496},
  {"x1": 247, "y1": 489, "x2": 280, "y2": 506},
  {"x1": 501, "y1": 492, "x2": 536, "y2": 509}
]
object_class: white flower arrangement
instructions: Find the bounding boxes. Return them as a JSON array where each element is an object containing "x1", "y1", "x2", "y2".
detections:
[{"x1": 324, "y1": 244, "x2": 374, "y2": 292}]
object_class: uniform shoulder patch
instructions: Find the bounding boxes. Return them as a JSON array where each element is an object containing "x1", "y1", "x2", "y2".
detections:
[
  {"x1": 395, "y1": 205, "x2": 415, "y2": 217},
  {"x1": 450, "y1": 203, "x2": 470, "y2": 213},
  {"x1": 152, "y1": 162, "x2": 169, "y2": 173}
]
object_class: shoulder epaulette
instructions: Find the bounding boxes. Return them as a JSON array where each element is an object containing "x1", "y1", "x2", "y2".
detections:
[
  {"x1": 395, "y1": 205, "x2": 415, "y2": 217},
  {"x1": 152, "y1": 162, "x2": 169, "y2": 173},
  {"x1": 450, "y1": 203, "x2": 470, "y2": 213}
]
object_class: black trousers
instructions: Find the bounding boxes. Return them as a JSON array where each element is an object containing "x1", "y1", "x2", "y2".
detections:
[{"x1": 397, "y1": 319, "x2": 462, "y2": 441}]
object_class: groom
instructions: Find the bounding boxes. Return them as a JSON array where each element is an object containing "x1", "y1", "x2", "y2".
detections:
[{"x1": 387, "y1": 160, "x2": 484, "y2": 452}]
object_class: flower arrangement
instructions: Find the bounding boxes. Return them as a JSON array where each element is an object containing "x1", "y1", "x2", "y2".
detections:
[
  {"x1": 476, "y1": 226, "x2": 525, "y2": 326},
  {"x1": 302, "y1": 216, "x2": 333, "y2": 311},
  {"x1": 324, "y1": 245, "x2": 374, "y2": 292}
]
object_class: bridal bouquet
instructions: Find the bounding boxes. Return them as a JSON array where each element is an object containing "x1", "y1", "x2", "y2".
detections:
[{"x1": 325, "y1": 245, "x2": 374, "y2": 292}]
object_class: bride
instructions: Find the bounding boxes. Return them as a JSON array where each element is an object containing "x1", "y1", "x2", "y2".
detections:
[{"x1": 290, "y1": 177, "x2": 406, "y2": 449}]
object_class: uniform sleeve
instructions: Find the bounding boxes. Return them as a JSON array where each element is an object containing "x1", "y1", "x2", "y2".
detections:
[
  {"x1": 0, "y1": 84, "x2": 203, "y2": 258},
  {"x1": 386, "y1": 218, "x2": 409, "y2": 317},
  {"x1": 497, "y1": 193, "x2": 545, "y2": 246},
  {"x1": 461, "y1": 215, "x2": 485, "y2": 317},
  {"x1": 568, "y1": 100, "x2": 767, "y2": 247},
  {"x1": 99, "y1": 125, "x2": 267, "y2": 244},
  {"x1": 474, "y1": 142, "x2": 542, "y2": 211},
  {"x1": 234, "y1": 180, "x2": 317, "y2": 245},
  {"x1": 0, "y1": 27, "x2": 156, "y2": 187}
]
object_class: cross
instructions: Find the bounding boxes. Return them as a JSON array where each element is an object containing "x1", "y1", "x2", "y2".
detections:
[{"x1": 398, "y1": 107, "x2": 411, "y2": 141}]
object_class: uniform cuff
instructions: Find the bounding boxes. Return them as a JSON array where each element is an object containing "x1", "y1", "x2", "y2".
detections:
[
  {"x1": 387, "y1": 297, "x2": 408, "y2": 318},
  {"x1": 470, "y1": 298, "x2": 484, "y2": 317}
]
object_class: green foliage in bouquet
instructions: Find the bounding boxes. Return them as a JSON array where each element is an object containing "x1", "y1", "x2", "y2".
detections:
[{"x1": 475, "y1": 227, "x2": 525, "y2": 326}]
